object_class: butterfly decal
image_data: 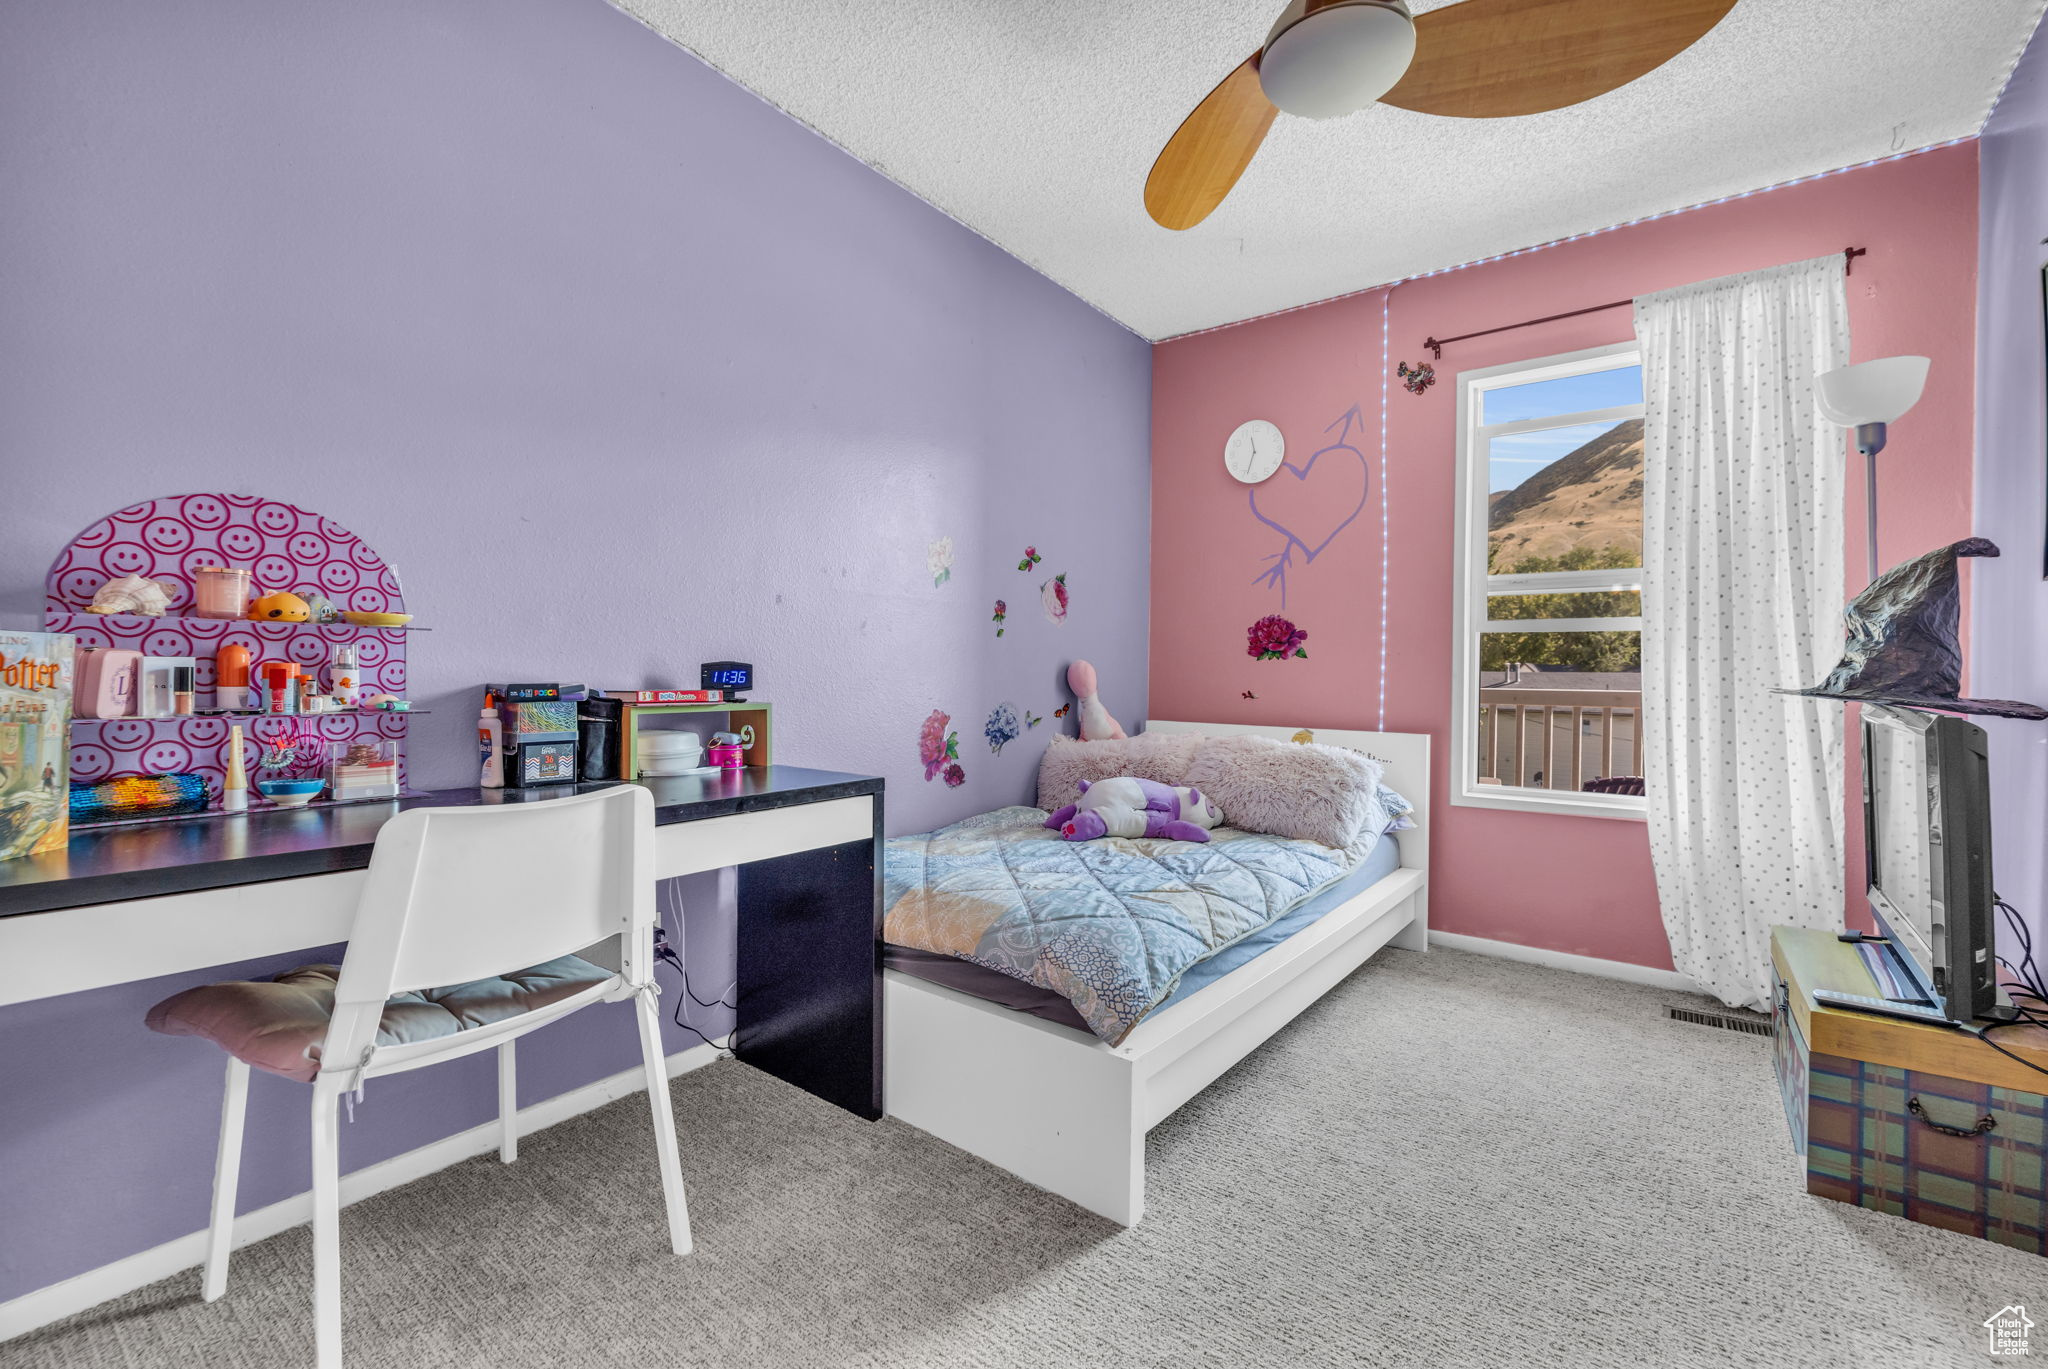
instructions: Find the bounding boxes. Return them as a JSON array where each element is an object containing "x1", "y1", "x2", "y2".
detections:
[
  {"x1": 1242, "y1": 691, "x2": 1256, "y2": 700},
  {"x1": 1025, "y1": 710, "x2": 1042, "y2": 729},
  {"x1": 1054, "y1": 703, "x2": 1070, "y2": 719}
]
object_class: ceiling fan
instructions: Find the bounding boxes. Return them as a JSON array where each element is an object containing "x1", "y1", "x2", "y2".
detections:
[{"x1": 1144, "y1": 0, "x2": 1739, "y2": 230}]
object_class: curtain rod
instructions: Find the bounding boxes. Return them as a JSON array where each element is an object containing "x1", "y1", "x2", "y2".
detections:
[{"x1": 1420, "y1": 246, "x2": 1866, "y2": 361}]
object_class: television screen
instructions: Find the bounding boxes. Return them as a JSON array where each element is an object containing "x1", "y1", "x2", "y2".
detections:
[
  {"x1": 1864, "y1": 714, "x2": 1943, "y2": 974},
  {"x1": 1862, "y1": 705, "x2": 1998, "y2": 1021}
]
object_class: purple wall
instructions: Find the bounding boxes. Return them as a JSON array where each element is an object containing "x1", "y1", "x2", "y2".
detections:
[
  {"x1": 0, "y1": 0, "x2": 1148, "y2": 1304},
  {"x1": 1974, "y1": 21, "x2": 2048, "y2": 961}
]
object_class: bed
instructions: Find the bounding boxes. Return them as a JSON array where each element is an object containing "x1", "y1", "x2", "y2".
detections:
[{"x1": 882, "y1": 720, "x2": 1430, "y2": 1225}]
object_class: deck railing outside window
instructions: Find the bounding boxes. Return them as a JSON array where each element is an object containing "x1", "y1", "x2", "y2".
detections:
[{"x1": 1476, "y1": 685, "x2": 1641, "y2": 790}]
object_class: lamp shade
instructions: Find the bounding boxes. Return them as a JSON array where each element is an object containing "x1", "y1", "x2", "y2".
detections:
[{"x1": 1815, "y1": 356, "x2": 1930, "y2": 426}]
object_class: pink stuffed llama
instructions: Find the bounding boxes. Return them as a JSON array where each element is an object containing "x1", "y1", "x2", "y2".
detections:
[{"x1": 1067, "y1": 660, "x2": 1126, "y2": 741}]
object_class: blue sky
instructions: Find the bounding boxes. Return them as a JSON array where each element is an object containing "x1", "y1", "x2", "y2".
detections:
[{"x1": 1486, "y1": 365, "x2": 1642, "y2": 494}]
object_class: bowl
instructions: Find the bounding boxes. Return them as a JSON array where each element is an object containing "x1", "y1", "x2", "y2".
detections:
[
  {"x1": 258, "y1": 779, "x2": 325, "y2": 808},
  {"x1": 341, "y1": 611, "x2": 413, "y2": 627}
]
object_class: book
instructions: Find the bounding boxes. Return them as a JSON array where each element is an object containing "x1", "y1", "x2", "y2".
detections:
[
  {"x1": 605, "y1": 688, "x2": 724, "y2": 704},
  {"x1": 0, "y1": 631, "x2": 75, "y2": 861}
]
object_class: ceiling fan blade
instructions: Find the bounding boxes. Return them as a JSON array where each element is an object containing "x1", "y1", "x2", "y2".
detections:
[
  {"x1": 1381, "y1": 0, "x2": 1737, "y2": 119},
  {"x1": 1145, "y1": 53, "x2": 1278, "y2": 230}
]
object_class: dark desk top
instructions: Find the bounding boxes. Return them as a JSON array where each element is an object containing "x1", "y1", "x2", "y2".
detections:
[{"x1": 0, "y1": 767, "x2": 883, "y2": 918}]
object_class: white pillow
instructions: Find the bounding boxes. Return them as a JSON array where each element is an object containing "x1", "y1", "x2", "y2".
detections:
[
  {"x1": 1035, "y1": 732, "x2": 1203, "y2": 811},
  {"x1": 1183, "y1": 734, "x2": 1386, "y2": 848}
]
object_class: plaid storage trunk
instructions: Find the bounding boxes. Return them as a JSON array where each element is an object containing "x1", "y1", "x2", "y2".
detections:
[{"x1": 1804, "y1": 1052, "x2": 2045, "y2": 1252}]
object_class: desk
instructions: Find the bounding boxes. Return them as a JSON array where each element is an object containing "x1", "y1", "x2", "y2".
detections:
[{"x1": 0, "y1": 767, "x2": 885, "y2": 1119}]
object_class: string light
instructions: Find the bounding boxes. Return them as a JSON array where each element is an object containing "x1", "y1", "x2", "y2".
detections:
[
  {"x1": 1166, "y1": 137, "x2": 1974, "y2": 342},
  {"x1": 1378, "y1": 285, "x2": 1392, "y2": 731}
]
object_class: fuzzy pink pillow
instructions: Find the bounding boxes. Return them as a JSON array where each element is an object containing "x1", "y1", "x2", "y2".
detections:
[
  {"x1": 1035, "y1": 731, "x2": 1205, "y2": 811},
  {"x1": 1184, "y1": 734, "x2": 1385, "y2": 849}
]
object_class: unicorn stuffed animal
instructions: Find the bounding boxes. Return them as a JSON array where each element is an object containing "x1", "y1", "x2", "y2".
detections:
[
  {"x1": 1066, "y1": 659, "x2": 1126, "y2": 741},
  {"x1": 1046, "y1": 777, "x2": 1224, "y2": 844}
]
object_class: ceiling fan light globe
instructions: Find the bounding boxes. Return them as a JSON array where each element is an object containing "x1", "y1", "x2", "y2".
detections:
[{"x1": 1259, "y1": 0, "x2": 1417, "y2": 120}]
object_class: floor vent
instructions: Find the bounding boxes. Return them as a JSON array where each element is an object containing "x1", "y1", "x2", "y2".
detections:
[{"x1": 1666, "y1": 1005, "x2": 1773, "y2": 1037}]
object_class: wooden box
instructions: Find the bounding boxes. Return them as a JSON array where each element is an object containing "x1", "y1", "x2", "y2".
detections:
[
  {"x1": 1771, "y1": 926, "x2": 2048, "y2": 1254},
  {"x1": 616, "y1": 700, "x2": 772, "y2": 778}
]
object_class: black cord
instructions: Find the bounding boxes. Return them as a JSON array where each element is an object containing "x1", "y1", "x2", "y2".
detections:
[
  {"x1": 653, "y1": 915, "x2": 736, "y2": 1011},
  {"x1": 1971, "y1": 1019, "x2": 2048, "y2": 1082},
  {"x1": 654, "y1": 940, "x2": 736, "y2": 1011},
  {"x1": 1995, "y1": 896, "x2": 2048, "y2": 1002},
  {"x1": 666, "y1": 1010, "x2": 736, "y2": 1056},
  {"x1": 1967, "y1": 997, "x2": 2048, "y2": 1081},
  {"x1": 651, "y1": 923, "x2": 736, "y2": 1055},
  {"x1": 659, "y1": 964, "x2": 735, "y2": 1055}
]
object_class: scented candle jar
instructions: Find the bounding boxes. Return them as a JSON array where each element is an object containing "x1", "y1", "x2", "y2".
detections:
[{"x1": 192, "y1": 566, "x2": 252, "y2": 619}]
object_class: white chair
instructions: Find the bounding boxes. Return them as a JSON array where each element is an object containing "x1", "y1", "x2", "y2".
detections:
[{"x1": 193, "y1": 785, "x2": 688, "y2": 1368}]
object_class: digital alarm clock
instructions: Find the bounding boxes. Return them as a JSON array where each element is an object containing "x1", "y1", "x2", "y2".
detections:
[{"x1": 700, "y1": 661, "x2": 754, "y2": 702}]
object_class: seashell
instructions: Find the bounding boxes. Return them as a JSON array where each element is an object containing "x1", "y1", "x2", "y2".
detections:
[{"x1": 85, "y1": 575, "x2": 175, "y2": 617}]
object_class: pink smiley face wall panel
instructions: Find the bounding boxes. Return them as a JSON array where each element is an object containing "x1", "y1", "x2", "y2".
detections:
[{"x1": 45, "y1": 493, "x2": 411, "y2": 799}]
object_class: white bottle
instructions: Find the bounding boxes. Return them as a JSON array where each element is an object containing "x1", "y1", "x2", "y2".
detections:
[
  {"x1": 479, "y1": 694, "x2": 504, "y2": 788},
  {"x1": 330, "y1": 644, "x2": 361, "y2": 708}
]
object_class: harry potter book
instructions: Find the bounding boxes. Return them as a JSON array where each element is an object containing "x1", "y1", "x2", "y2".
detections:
[{"x1": 0, "y1": 631, "x2": 74, "y2": 860}]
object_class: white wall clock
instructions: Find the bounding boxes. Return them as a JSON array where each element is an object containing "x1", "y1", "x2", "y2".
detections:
[{"x1": 1224, "y1": 419, "x2": 1285, "y2": 484}]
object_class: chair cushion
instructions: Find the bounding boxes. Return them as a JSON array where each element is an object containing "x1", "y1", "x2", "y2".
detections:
[{"x1": 144, "y1": 955, "x2": 613, "y2": 1082}]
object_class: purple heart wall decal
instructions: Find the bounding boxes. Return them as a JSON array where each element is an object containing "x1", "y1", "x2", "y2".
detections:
[{"x1": 1249, "y1": 407, "x2": 1371, "y2": 605}]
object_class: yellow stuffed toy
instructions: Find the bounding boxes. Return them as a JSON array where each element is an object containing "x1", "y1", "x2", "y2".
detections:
[{"x1": 246, "y1": 591, "x2": 311, "y2": 622}]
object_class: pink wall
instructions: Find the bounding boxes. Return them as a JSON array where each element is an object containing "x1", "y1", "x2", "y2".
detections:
[{"x1": 1150, "y1": 145, "x2": 1980, "y2": 970}]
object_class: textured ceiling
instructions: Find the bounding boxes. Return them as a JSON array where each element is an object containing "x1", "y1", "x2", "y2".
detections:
[{"x1": 613, "y1": 0, "x2": 2045, "y2": 340}]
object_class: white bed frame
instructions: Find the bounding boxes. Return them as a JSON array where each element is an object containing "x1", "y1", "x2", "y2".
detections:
[{"x1": 884, "y1": 721, "x2": 1429, "y2": 1226}]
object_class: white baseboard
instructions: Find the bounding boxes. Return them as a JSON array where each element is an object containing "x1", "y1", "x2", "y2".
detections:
[
  {"x1": 0, "y1": 1043, "x2": 721, "y2": 1345},
  {"x1": 1428, "y1": 930, "x2": 1697, "y2": 994}
]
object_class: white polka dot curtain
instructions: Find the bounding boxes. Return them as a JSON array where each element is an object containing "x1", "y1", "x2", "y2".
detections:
[{"x1": 1633, "y1": 256, "x2": 1849, "y2": 1010}]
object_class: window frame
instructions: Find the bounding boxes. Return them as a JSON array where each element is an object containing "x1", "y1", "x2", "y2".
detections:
[{"x1": 1451, "y1": 340, "x2": 1649, "y2": 821}]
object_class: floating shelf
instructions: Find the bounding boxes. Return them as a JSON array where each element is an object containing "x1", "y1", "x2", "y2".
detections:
[
  {"x1": 70, "y1": 709, "x2": 426, "y2": 727},
  {"x1": 47, "y1": 610, "x2": 426, "y2": 634},
  {"x1": 71, "y1": 789, "x2": 431, "y2": 832}
]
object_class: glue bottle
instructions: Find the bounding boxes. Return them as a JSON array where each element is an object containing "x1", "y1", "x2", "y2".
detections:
[{"x1": 479, "y1": 693, "x2": 503, "y2": 788}]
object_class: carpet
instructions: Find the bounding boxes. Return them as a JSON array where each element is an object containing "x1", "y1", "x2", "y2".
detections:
[{"x1": 11, "y1": 948, "x2": 2037, "y2": 1368}]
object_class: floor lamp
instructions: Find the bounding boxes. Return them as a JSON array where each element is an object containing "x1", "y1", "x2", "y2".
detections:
[{"x1": 1815, "y1": 355, "x2": 1931, "y2": 584}]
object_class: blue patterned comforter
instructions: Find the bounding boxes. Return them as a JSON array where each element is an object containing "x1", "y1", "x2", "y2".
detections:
[{"x1": 883, "y1": 806, "x2": 1360, "y2": 1044}]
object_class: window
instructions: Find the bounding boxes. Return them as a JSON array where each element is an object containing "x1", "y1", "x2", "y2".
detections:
[{"x1": 1452, "y1": 342, "x2": 1647, "y2": 819}]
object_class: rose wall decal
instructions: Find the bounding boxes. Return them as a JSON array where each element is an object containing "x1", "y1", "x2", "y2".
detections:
[{"x1": 1247, "y1": 615, "x2": 1308, "y2": 661}]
